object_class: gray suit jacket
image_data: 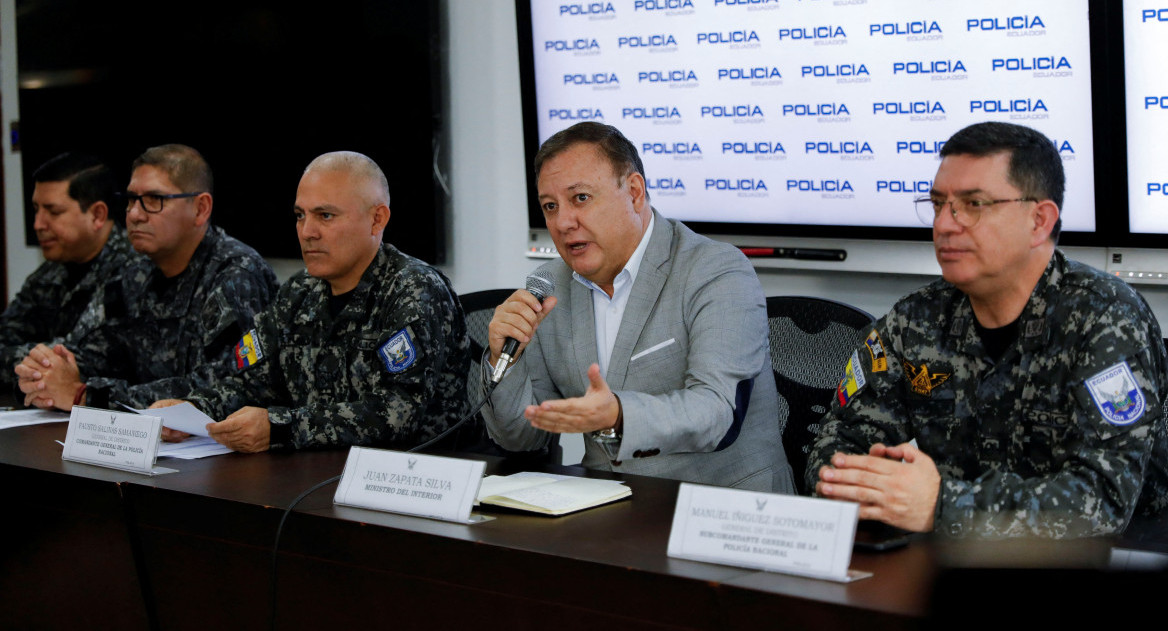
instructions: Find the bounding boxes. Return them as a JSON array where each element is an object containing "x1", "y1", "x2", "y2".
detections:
[{"x1": 484, "y1": 212, "x2": 794, "y2": 493}]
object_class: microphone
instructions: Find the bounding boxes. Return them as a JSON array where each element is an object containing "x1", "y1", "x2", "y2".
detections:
[{"x1": 490, "y1": 271, "x2": 556, "y2": 385}]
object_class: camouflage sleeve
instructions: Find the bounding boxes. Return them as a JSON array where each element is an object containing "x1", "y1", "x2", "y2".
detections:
[
  {"x1": 184, "y1": 303, "x2": 286, "y2": 421},
  {"x1": 71, "y1": 282, "x2": 136, "y2": 396},
  {"x1": 805, "y1": 315, "x2": 913, "y2": 492},
  {"x1": 266, "y1": 268, "x2": 462, "y2": 450},
  {"x1": 115, "y1": 265, "x2": 274, "y2": 407},
  {"x1": 0, "y1": 267, "x2": 58, "y2": 388},
  {"x1": 937, "y1": 300, "x2": 1166, "y2": 538},
  {"x1": 0, "y1": 269, "x2": 50, "y2": 347},
  {"x1": 86, "y1": 264, "x2": 275, "y2": 408}
]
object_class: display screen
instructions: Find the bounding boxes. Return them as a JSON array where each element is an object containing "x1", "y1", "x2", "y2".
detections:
[
  {"x1": 518, "y1": 0, "x2": 1107, "y2": 243},
  {"x1": 1125, "y1": 1, "x2": 1168, "y2": 235}
]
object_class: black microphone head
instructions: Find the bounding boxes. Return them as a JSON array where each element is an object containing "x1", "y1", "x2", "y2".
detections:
[{"x1": 525, "y1": 270, "x2": 556, "y2": 302}]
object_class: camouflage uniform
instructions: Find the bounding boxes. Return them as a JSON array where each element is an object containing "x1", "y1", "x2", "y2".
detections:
[
  {"x1": 72, "y1": 225, "x2": 277, "y2": 408},
  {"x1": 0, "y1": 230, "x2": 138, "y2": 390},
  {"x1": 808, "y1": 250, "x2": 1168, "y2": 538},
  {"x1": 184, "y1": 243, "x2": 471, "y2": 451}
]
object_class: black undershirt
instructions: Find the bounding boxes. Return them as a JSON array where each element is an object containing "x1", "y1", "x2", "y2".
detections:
[
  {"x1": 974, "y1": 317, "x2": 1021, "y2": 362},
  {"x1": 62, "y1": 262, "x2": 89, "y2": 287},
  {"x1": 328, "y1": 289, "x2": 355, "y2": 319}
]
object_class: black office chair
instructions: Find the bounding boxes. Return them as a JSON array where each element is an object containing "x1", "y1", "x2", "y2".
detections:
[
  {"x1": 766, "y1": 296, "x2": 874, "y2": 494},
  {"x1": 456, "y1": 288, "x2": 562, "y2": 464}
]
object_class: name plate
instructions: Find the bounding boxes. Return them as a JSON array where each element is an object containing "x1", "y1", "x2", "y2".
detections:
[
  {"x1": 333, "y1": 447, "x2": 488, "y2": 524},
  {"x1": 62, "y1": 406, "x2": 168, "y2": 475},
  {"x1": 667, "y1": 483, "x2": 868, "y2": 583}
]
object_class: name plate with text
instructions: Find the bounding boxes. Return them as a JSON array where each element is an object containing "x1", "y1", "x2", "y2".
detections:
[
  {"x1": 333, "y1": 447, "x2": 488, "y2": 524},
  {"x1": 62, "y1": 406, "x2": 170, "y2": 475},
  {"x1": 667, "y1": 483, "x2": 868, "y2": 583}
]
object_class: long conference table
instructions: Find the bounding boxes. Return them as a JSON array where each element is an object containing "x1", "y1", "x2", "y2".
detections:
[{"x1": 1, "y1": 420, "x2": 1157, "y2": 630}]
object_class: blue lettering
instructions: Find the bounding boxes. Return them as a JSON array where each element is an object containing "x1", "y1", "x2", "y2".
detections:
[
  {"x1": 717, "y1": 67, "x2": 782, "y2": 81},
  {"x1": 638, "y1": 69, "x2": 699, "y2": 83},
  {"x1": 643, "y1": 142, "x2": 701, "y2": 155},
  {"x1": 800, "y1": 64, "x2": 869, "y2": 78},
  {"x1": 558, "y1": 2, "x2": 616, "y2": 16},
  {"x1": 966, "y1": 16, "x2": 1046, "y2": 31},
  {"x1": 876, "y1": 180, "x2": 932, "y2": 193},
  {"x1": 647, "y1": 178, "x2": 685, "y2": 190},
  {"x1": 895, "y1": 141, "x2": 945, "y2": 154},
  {"x1": 548, "y1": 108, "x2": 604, "y2": 121},
  {"x1": 969, "y1": 98, "x2": 1048, "y2": 113},
  {"x1": 704, "y1": 179, "x2": 768, "y2": 191},
  {"x1": 991, "y1": 57, "x2": 1072, "y2": 71},
  {"x1": 700, "y1": 105, "x2": 765, "y2": 118},
  {"x1": 634, "y1": 0, "x2": 694, "y2": 11},
  {"x1": 892, "y1": 60, "x2": 967, "y2": 74},
  {"x1": 621, "y1": 106, "x2": 681, "y2": 119},
  {"x1": 721, "y1": 142, "x2": 785, "y2": 154},
  {"x1": 786, "y1": 180, "x2": 855, "y2": 192},
  {"x1": 781, "y1": 103, "x2": 850, "y2": 116},
  {"x1": 697, "y1": 30, "x2": 760, "y2": 45},
  {"x1": 777, "y1": 26, "x2": 846, "y2": 40},
  {"x1": 803, "y1": 141, "x2": 873, "y2": 154},
  {"x1": 873, "y1": 101, "x2": 945, "y2": 115},
  {"x1": 618, "y1": 34, "x2": 678, "y2": 48},
  {"x1": 868, "y1": 21, "x2": 943, "y2": 36},
  {"x1": 545, "y1": 39, "x2": 601, "y2": 52}
]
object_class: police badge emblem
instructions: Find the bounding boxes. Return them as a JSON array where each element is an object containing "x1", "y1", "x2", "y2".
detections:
[
  {"x1": 1085, "y1": 361, "x2": 1145, "y2": 426},
  {"x1": 379, "y1": 328, "x2": 417, "y2": 374}
]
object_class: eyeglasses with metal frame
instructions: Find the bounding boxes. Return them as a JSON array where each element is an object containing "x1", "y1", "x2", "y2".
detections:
[{"x1": 913, "y1": 196, "x2": 1037, "y2": 228}]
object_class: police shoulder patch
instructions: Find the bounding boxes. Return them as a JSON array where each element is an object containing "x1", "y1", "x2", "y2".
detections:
[
  {"x1": 836, "y1": 349, "x2": 867, "y2": 408},
  {"x1": 379, "y1": 328, "x2": 418, "y2": 374},
  {"x1": 864, "y1": 329, "x2": 888, "y2": 372},
  {"x1": 1085, "y1": 361, "x2": 1146, "y2": 426},
  {"x1": 235, "y1": 328, "x2": 265, "y2": 370}
]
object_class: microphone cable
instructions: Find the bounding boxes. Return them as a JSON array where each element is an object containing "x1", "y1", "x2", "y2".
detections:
[{"x1": 267, "y1": 379, "x2": 498, "y2": 631}]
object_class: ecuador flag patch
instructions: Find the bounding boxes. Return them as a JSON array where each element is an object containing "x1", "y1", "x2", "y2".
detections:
[
  {"x1": 836, "y1": 349, "x2": 867, "y2": 407},
  {"x1": 235, "y1": 329, "x2": 265, "y2": 369}
]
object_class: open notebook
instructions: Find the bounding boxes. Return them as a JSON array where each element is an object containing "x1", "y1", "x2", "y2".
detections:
[{"x1": 476, "y1": 471, "x2": 631, "y2": 516}]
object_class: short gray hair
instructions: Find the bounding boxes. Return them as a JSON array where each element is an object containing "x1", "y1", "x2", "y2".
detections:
[{"x1": 303, "y1": 151, "x2": 390, "y2": 207}]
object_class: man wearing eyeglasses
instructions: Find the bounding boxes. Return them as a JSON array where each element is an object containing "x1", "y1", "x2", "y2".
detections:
[
  {"x1": 808, "y1": 122, "x2": 1168, "y2": 538},
  {"x1": 0, "y1": 153, "x2": 136, "y2": 394},
  {"x1": 16, "y1": 144, "x2": 277, "y2": 411}
]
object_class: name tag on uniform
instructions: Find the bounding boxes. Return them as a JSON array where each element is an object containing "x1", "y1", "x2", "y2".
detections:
[
  {"x1": 667, "y1": 483, "x2": 868, "y2": 583},
  {"x1": 333, "y1": 447, "x2": 489, "y2": 524},
  {"x1": 62, "y1": 406, "x2": 175, "y2": 476}
]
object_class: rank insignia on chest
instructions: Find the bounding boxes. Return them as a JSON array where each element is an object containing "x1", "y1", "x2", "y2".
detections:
[
  {"x1": 1085, "y1": 361, "x2": 1146, "y2": 426},
  {"x1": 836, "y1": 350, "x2": 867, "y2": 407},
  {"x1": 235, "y1": 329, "x2": 265, "y2": 369},
  {"x1": 865, "y1": 329, "x2": 888, "y2": 372},
  {"x1": 904, "y1": 360, "x2": 949, "y2": 396},
  {"x1": 379, "y1": 328, "x2": 418, "y2": 374}
]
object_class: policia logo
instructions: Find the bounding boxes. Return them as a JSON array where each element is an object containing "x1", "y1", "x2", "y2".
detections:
[{"x1": 903, "y1": 360, "x2": 950, "y2": 396}]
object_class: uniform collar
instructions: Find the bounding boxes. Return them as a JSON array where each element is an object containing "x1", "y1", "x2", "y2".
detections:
[{"x1": 945, "y1": 250, "x2": 1062, "y2": 358}]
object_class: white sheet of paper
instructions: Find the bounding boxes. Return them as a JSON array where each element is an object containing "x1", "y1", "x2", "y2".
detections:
[
  {"x1": 157, "y1": 436, "x2": 233, "y2": 459},
  {"x1": 130, "y1": 403, "x2": 214, "y2": 437},
  {"x1": 0, "y1": 408, "x2": 69, "y2": 430}
]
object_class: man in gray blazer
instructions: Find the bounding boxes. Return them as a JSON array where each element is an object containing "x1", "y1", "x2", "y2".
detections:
[{"x1": 483, "y1": 122, "x2": 794, "y2": 492}]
